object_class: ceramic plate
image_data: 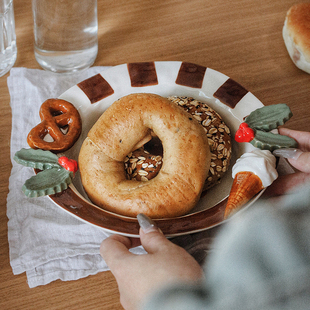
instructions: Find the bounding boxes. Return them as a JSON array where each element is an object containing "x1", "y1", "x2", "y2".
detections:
[{"x1": 49, "y1": 61, "x2": 264, "y2": 237}]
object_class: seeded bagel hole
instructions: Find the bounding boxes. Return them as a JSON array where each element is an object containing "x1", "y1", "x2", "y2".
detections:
[{"x1": 124, "y1": 136, "x2": 164, "y2": 182}]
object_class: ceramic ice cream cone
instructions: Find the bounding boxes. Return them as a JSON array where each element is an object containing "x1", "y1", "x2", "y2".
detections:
[{"x1": 224, "y1": 171, "x2": 264, "y2": 219}]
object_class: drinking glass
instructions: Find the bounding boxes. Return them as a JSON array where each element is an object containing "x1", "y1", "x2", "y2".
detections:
[
  {"x1": 32, "y1": 0, "x2": 98, "y2": 74},
  {"x1": 0, "y1": 0, "x2": 17, "y2": 77}
]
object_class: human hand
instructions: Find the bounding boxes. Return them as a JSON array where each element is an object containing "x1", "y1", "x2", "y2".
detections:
[
  {"x1": 100, "y1": 214, "x2": 204, "y2": 310},
  {"x1": 263, "y1": 128, "x2": 310, "y2": 197},
  {"x1": 276, "y1": 128, "x2": 310, "y2": 172}
]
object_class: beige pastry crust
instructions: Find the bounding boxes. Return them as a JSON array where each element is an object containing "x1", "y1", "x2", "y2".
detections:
[{"x1": 78, "y1": 93, "x2": 211, "y2": 218}]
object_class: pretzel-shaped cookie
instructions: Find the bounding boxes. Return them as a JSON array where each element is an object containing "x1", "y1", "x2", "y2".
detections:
[{"x1": 27, "y1": 99, "x2": 82, "y2": 153}]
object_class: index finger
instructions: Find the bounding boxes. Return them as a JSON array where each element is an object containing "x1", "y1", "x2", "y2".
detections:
[{"x1": 279, "y1": 128, "x2": 310, "y2": 151}]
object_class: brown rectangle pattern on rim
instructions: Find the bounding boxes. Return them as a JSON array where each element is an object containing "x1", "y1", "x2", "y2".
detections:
[
  {"x1": 127, "y1": 62, "x2": 158, "y2": 87},
  {"x1": 78, "y1": 74, "x2": 114, "y2": 104},
  {"x1": 213, "y1": 78, "x2": 248, "y2": 108},
  {"x1": 176, "y1": 62, "x2": 207, "y2": 88}
]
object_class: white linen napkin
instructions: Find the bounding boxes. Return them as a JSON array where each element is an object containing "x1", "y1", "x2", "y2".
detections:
[{"x1": 6, "y1": 67, "x2": 146, "y2": 288}]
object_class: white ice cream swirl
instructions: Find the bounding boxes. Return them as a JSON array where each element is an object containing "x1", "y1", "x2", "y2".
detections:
[{"x1": 232, "y1": 149, "x2": 278, "y2": 188}]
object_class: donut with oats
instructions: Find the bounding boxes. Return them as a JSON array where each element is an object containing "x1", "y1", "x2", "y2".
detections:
[
  {"x1": 124, "y1": 148, "x2": 163, "y2": 182},
  {"x1": 78, "y1": 93, "x2": 211, "y2": 218},
  {"x1": 125, "y1": 96, "x2": 231, "y2": 191}
]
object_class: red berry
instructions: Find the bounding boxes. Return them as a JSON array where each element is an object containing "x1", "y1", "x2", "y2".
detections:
[
  {"x1": 235, "y1": 123, "x2": 255, "y2": 143},
  {"x1": 58, "y1": 156, "x2": 78, "y2": 173}
]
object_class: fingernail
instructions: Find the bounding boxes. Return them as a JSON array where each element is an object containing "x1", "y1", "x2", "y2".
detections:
[
  {"x1": 273, "y1": 148, "x2": 302, "y2": 160},
  {"x1": 137, "y1": 213, "x2": 158, "y2": 233}
]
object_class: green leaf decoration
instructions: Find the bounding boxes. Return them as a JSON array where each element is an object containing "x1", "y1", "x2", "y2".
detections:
[
  {"x1": 245, "y1": 104, "x2": 293, "y2": 131},
  {"x1": 22, "y1": 167, "x2": 73, "y2": 197},
  {"x1": 250, "y1": 130, "x2": 298, "y2": 151},
  {"x1": 14, "y1": 148, "x2": 76, "y2": 197},
  {"x1": 14, "y1": 148, "x2": 60, "y2": 170}
]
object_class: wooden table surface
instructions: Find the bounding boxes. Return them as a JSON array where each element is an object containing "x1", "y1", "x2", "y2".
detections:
[{"x1": 1, "y1": 0, "x2": 309, "y2": 309}]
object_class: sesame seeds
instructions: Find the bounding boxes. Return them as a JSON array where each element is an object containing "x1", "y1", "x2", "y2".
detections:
[
  {"x1": 167, "y1": 96, "x2": 232, "y2": 191},
  {"x1": 202, "y1": 119, "x2": 211, "y2": 127},
  {"x1": 209, "y1": 127, "x2": 218, "y2": 135},
  {"x1": 138, "y1": 170, "x2": 148, "y2": 176},
  {"x1": 124, "y1": 148, "x2": 163, "y2": 181}
]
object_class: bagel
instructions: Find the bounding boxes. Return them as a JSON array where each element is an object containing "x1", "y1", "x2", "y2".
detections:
[
  {"x1": 78, "y1": 93, "x2": 211, "y2": 218},
  {"x1": 125, "y1": 96, "x2": 232, "y2": 191}
]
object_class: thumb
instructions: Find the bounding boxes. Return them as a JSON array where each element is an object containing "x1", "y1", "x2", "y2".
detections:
[
  {"x1": 100, "y1": 234, "x2": 133, "y2": 268},
  {"x1": 137, "y1": 213, "x2": 171, "y2": 254}
]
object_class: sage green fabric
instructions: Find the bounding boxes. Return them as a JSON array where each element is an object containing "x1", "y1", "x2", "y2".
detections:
[{"x1": 143, "y1": 182, "x2": 310, "y2": 309}]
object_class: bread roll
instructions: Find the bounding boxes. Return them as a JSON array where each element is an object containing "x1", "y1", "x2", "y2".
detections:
[{"x1": 283, "y1": 3, "x2": 310, "y2": 73}]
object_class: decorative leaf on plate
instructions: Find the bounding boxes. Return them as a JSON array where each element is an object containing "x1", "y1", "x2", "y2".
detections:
[
  {"x1": 14, "y1": 148, "x2": 60, "y2": 170},
  {"x1": 235, "y1": 103, "x2": 297, "y2": 150},
  {"x1": 250, "y1": 130, "x2": 298, "y2": 151},
  {"x1": 14, "y1": 148, "x2": 78, "y2": 197},
  {"x1": 22, "y1": 167, "x2": 73, "y2": 197},
  {"x1": 245, "y1": 103, "x2": 293, "y2": 131}
]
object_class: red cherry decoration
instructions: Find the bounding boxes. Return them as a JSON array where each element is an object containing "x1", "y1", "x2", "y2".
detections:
[
  {"x1": 58, "y1": 156, "x2": 78, "y2": 173},
  {"x1": 235, "y1": 123, "x2": 255, "y2": 143}
]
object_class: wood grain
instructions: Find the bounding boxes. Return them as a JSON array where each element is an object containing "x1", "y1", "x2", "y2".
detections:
[{"x1": 1, "y1": 0, "x2": 310, "y2": 309}]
